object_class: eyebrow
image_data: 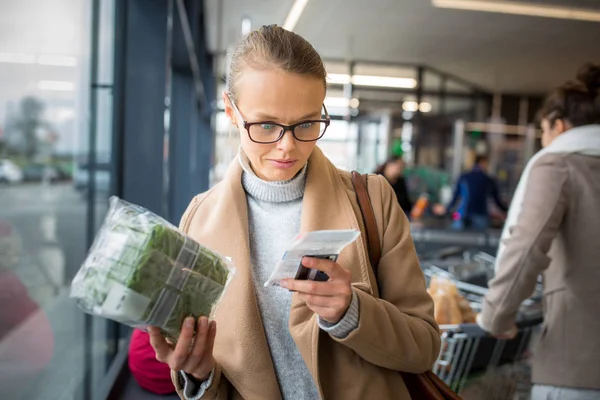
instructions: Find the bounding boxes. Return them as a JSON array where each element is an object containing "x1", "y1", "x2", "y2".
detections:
[{"x1": 250, "y1": 110, "x2": 323, "y2": 122}]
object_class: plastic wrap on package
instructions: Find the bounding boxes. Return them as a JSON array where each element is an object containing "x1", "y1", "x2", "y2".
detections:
[{"x1": 70, "y1": 197, "x2": 234, "y2": 341}]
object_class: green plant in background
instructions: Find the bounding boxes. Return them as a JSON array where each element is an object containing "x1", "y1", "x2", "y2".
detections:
[
  {"x1": 392, "y1": 138, "x2": 404, "y2": 158},
  {"x1": 71, "y1": 197, "x2": 232, "y2": 342}
]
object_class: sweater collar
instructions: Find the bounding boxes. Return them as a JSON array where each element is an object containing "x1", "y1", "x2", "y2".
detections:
[{"x1": 238, "y1": 150, "x2": 307, "y2": 203}]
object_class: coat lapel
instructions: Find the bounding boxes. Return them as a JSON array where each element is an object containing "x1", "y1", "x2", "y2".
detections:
[
  {"x1": 288, "y1": 147, "x2": 372, "y2": 395},
  {"x1": 188, "y1": 159, "x2": 281, "y2": 399}
]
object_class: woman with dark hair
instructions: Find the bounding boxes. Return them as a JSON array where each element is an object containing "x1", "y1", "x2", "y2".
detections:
[
  {"x1": 374, "y1": 156, "x2": 413, "y2": 215},
  {"x1": 478, "y1": 63, "x2": 600, "y2": 400}
]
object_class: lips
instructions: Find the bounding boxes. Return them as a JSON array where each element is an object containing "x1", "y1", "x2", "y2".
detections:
[{"x1": 269, "y1": 159, "x2": 298, "y2": 169}]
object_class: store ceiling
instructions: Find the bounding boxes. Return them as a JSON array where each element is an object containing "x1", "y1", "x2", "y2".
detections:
[{"x1": 205, "y1": 0, "x2": 600, "y2": 94}]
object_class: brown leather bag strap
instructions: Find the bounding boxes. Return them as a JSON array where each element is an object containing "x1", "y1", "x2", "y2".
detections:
[
  {"x1": 351, "y1": 171, "x2": 462, "y2": 400},
  {"x1": 351, "y1": 171, "x2": 382, "y2": 274}
]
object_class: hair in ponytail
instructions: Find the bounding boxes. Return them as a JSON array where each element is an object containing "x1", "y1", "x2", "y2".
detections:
[{"x1": 539, "y1": 63, "x2": 600, "y2": 128}]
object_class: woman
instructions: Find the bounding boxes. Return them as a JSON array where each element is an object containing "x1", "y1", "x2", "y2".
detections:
[
  {"x1": 148, "y1": 25, "x2": 440, "y2": 400},
  {"x1": 478, "y1": 64, "x2": 600, "y2": 400},
  {"x1": 374, "y1": 156, "x2": 413, "y2": 215}
]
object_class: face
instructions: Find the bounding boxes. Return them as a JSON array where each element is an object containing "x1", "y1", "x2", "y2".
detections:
[
  {"x1": 478, "y1": 159, "x2": 489, "y2": 171},
  {"x1": 384, "y1": 159, "x2": 404, "y2": 179},
  {"x1": 541, "y1": 118, "x2": 567, "y2": 148},
  {"x1": 224, "y1": 68, "x2": 326, "y2": 182}
]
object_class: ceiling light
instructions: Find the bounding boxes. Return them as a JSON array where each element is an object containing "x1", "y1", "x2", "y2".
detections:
[
  {"x1": 403, "y1": 101, "x2": 432, "y2": 113},
  {"x1": 283, "y1": 0, "x2": 310, "y2": 31},
  {"x1": 324, "y1": 97, "x2": 361, "y2": 108},
  {"x1": 419, "y1": 102, "x2": 433, "y2": 112},
  {"x1": 352, "y1": 75, "x2": 417, "y2": 89},
  {"x1": 241, "y1": 17, "x2": 252, "y2": 35},
  {"x1": 327, "y1": 73, "x2": 351, "y2": 85},
  {"x1": 403, "y1": 101, "x2": 419, "y2": 112},
  {"x1": 0, "y1": 53, "x2": 35, "y2": 64},
  {"x1": 327, "y1": 73, "x2": 417, "y2": 89},
  {"x1": 432, "y1": 0, "x2": 600, "y2": 22},
  {"x1": 38, "y1": 55, "x2": 77, "y2": 67},
  {"x1": 324, "y1": 97, "x2": 350, "y2": 108},
  {"x1": 349, "y1": 98, "x2": 360, "y2": 108},
  {"x1": 38, "y1": 80, "x2": 74, "y2": 91}
]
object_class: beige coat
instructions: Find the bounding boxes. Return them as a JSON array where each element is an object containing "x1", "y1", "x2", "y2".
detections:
[
  {"x1": 480, "y1": 152, "x2": 600, "y2": 390},
  {"x1": 171, "y1": 147, "x2": 440, "y2": 399}
]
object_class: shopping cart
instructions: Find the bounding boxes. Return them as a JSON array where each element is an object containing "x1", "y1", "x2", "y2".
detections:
[
  {"x1": 423, "y1": 251, "x2": 543, "y2": 311},
  {"x1": 423, "y1": 257, "x2": 543, "y2": 400},
  {"x1": 434, "y1": 319, "x2": 542, "y2": 400}
]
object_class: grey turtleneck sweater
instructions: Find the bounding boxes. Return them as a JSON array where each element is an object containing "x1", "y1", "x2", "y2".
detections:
[{"x1": 182, "y1": 154, "x2": 359, "y2": 400}]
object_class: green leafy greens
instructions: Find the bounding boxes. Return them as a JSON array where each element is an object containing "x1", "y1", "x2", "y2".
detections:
[{"x1": 71, "y1": 197, "x2": 231, "y2": 341}]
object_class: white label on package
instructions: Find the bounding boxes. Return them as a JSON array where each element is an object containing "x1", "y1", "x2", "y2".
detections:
[
  {"x1": 264, "y1": 229, "x2": 360, "y2": 287},
  {"x1": 99, "y1": 281, "x2": 151, "y2": 322}
]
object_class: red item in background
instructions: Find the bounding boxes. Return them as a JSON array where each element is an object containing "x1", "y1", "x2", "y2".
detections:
[
  {"x1": 128, "y1": 329, "x2": 175, "y2": 395},
  {"x1": 0, "y1": 270, "x2": 55, "y2": 368}
]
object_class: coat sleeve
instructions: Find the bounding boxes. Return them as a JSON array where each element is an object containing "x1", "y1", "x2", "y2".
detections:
[
  {"x1": 170, "y1": 195, "x2": 231, "y2": 399},
  {"x1": 333, "y1": 175, "x2": 441, "y2": 373},
  {"x1": 172, "y1": 365, "x2": 229, "y2": 400},
  {"x1": 480, "y1": 154, "x2": 569, "y2": 334}
]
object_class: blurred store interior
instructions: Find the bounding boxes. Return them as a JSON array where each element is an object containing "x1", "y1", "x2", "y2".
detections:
[{"x1": 0, "y1": 0, "x2": 599, "y2": 399}]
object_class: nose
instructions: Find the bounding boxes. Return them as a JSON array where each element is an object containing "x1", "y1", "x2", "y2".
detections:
[{"x1": 277, "y1": 129, "x2": 296, "y2": 152}]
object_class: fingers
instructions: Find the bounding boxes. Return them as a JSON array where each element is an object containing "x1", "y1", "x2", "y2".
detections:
[
  {"x1": 301, "y1": 257, "x2": 348, "y2": 280},
  {"x1": 191, "y1": 321, "x2": 217, "y2": 381},
  {"x1": 150, "y1": 316, "x2": 217, "y2": 380},
  {"x1": 169, "y1": 317, "x2": 197, "y2": 370},
  {"x1": 284, "y1": 279, "x2": 335, "y2": 295},
  {"x1": 285, "y1": 277, "x2": 351, "y2": 296},
  {"x1": 297, "y1": 292, "x2": 349, "y2": 309},
  {"x1": 182, "y1": 316, "x2": 210, "y2": 372},
  {"x1": 148, "y1": 326, "x2": 173, "y2": 363}
]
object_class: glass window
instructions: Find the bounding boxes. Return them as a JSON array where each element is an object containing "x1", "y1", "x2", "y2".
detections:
[
  {"x1": 0, "y1": 0, "x2": 117, "y2": 399},
  {"x1": 446, "y1": 79, "x2": 474, "y2": 94},
  {"x1": 446, "y1": 97, "x2": 475, "y2": 115},
  {"x1": 319, "y1": 120, "x2": 356, "y2": 171},
  {"x1": 423, "y1": 70, "x2": 443, "y2": 92}
]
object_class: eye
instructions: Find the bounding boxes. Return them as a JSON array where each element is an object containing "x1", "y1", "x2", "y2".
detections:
[
  {"x1": 260, "y1": 124, "x2": 276, "y2": 131},
  {"x1": 298, "y1": 122, "x2": 314, "y2": 129}
]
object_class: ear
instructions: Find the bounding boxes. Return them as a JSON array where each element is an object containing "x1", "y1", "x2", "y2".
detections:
[
  {"x1": 222, "y1": 91, "x2": 237, "y2": 125},
  {"x1": 554, "y1": 118, "x2": 567, "y2": 135}
]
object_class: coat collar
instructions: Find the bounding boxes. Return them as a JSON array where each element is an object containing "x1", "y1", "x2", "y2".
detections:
[{"x1": 191, "y1": 146, "x2": 370, "y2": 398}]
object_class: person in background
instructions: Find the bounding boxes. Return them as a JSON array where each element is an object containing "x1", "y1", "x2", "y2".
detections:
[
  {"x1": 478, "y1": 63, "x2": 600, "y2": 400},
  {"x1": 374, "y1": 156, "x2": 413, "y2": 215},
  {"x1": 128, "y1": 329, "x2": 175, "y2": 395},
  {"x1": 147, "y1": 25, "x2": 439, "y2": 400},
  {"x1": 440, "y1": 155, "x2": 507, "y2": 230}
]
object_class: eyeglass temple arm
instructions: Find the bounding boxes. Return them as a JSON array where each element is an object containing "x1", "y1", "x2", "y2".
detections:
[{"x1": 323, "y1": 103, "x2": 330, "y2": 120}]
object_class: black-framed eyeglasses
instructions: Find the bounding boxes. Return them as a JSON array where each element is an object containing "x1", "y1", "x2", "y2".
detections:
[{"x1": 227, "y1": 94, "x2": 331, "y2": 144}]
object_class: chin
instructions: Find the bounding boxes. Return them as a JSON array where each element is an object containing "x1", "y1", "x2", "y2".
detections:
[
  {"x1": 269, "y1": 170, "x2": 296, "y2": 181},
  {"x1": 262, "y1": 166, "x2": 300, "y2": 182}
]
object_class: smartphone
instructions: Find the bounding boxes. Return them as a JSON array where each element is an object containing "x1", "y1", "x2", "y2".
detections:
[{"x1": 294, "y1": 254, "x2": 338, "y2": 282}]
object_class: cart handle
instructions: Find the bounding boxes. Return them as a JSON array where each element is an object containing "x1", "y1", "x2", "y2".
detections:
[{"x1": 441, "y1": 316, "x2": 544, "y2": 339}]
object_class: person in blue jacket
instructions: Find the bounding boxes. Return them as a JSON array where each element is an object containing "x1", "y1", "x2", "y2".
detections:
[{"x1": 444, "y1": 155, "x2": 507, "y2": 230}]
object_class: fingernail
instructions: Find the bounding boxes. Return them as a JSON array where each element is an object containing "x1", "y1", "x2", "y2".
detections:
[
  {"x1": 302, "y1": 257, "x2": 313, "y2": 266},
  {"x1": 280, "y1": 280, "x2": 288, "y2": 289},
  {"x1": 200, "y1": 317, "x2": 208, "y2": 328},
  {"x1": 185, "y1": 317, "x2": 195, "y2": 329}
]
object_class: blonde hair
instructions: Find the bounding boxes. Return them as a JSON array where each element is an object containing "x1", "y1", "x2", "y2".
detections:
[{"x1": 227, "y1": 25, "x2": 327, "y2": 100}]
